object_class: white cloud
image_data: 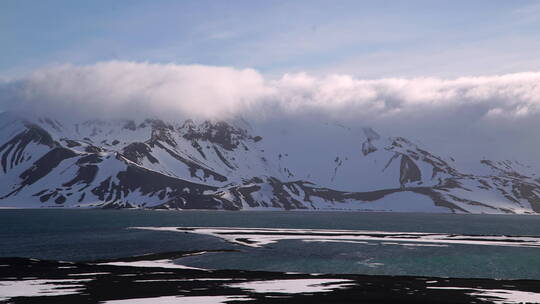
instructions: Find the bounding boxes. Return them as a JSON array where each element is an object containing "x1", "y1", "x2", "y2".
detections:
[
  {"x1": 3, "y1": 61, "x2": 270, "y2": 119},
  {"x1": 270, "y1": 71, "x2": 540, "y2": 122},
  {"x1": 3, "y1": 61, "x2": 540, "y2": 163}
]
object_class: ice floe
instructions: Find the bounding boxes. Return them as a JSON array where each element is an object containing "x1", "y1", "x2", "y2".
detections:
[
  {"x1": 227, "y1": 278, "x2": 354, "y2": 294},
  {"x1": 131, "y1": 226, "x2": 540, "y2": 249},
  {"x1": 99, "y1": 259, "x2": 207, "y2": 270}
]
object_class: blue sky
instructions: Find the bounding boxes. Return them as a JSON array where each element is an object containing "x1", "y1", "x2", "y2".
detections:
[{"x1": 2, "y1": 0, "x2": 540, "y2": 78}]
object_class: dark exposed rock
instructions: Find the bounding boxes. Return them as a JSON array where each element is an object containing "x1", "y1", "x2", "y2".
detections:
[
  {"x1": 181, "y1": 120, "x2": 254, "y2": 151},
  {"x1": 84, "y1": 145, "x2": 103, "y2": 153},
  {"x1": 213, "y1": 146, "x2": 235, "y2": 169},
  {"x1": 90, "y1": 156, "x2": 216, "y2": 207},
  {"x1": 18, "y1": 148, "x2": 77, "y2": 187},
  {"x1": 62, "y1": 139, "x2": 81, "y2": 147},
  {"x1": 63, "y1": 165, "x2": 99, "y2": 187},
  {"x1": 54, "y1": 195, "x2": 66, "y2": 204},
  {"x1": 399, "y1": 155, "x2": 422, "y2": 188},
  {"x1": 76, "y1": 154, "x2": 102, "y2": 165},
  {"x1": 191, "y1": 140, "x2": 206, "y2": 159},
  {"x1": 155, "y1": 193, "x2": 225, "y2": 210},
  {"x1": 361, "y1": 127, "x2": 380, "y2": 156},
  {"x1": 2, "y1": 147, "x2": 78, "y2": 198},
  {"x1": 122, "y1": 142, "x2": 159, "y2": 165},
  {"x1": 149, "y1": 120, "x2": 177, "y2": 147},
  {"x1": 412, "y1": 187, "x2": 469, "y2": 213},
  {"x1": 216, "y1": 177, "x2": 477, "y2": 213},
  {"x1": 150, "y1": 141, "x2": 227, "y2": 182},
  {"x1": 0, "y1": 124, "x2": 55, "y2": 173},
  {"x1": 512, "y1": 182, "x2": 540, "y2": 213}
]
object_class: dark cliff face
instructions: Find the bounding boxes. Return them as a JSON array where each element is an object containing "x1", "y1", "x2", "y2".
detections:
[
  {"x1": 148, "y1": 119, "x2": 177, "y2": 147},
  {"x1": 399, "y1": 155, "x2": 422, "y2": 188},
  {"x1": 180, "y1": 120, "x2": 258, "y2": 151},
  {"x1": 0, "y1": 124, "x2": 56, "y2": 173},
  {"x1": 3, "y1": 147, "x2": 78, "y2": 199},
  {"x1": 90, "y1": 156, "x2": 218, "y2": 208},
  {"x1": 361, "y1": 127, "x2": 379, "y2": 156},
  {"x1": 122, "y1": 142, "x2": 159, "y2": 165}
]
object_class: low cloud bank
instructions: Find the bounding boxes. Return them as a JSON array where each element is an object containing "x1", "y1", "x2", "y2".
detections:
[
  {"x1": 3, "y1": 61, "x2": 540, "y2": 121},
  {"x1": 1, "y1": 62, "x2": 269, "y2": 119},
  {"x1": 2, "y1": 61, "x2": 540, "y2": 162}
]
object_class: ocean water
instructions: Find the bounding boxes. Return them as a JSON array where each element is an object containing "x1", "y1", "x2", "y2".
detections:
[{"x1": 2, "y1": 209, "x2": 540, "y2": 280}]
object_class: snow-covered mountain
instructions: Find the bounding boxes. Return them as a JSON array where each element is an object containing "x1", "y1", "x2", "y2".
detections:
[{"x1": 1, "y1": 112, "x2": 540, "y2": 214}]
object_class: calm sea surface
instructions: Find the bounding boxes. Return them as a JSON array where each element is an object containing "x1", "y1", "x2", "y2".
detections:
[{"x1": 2, "y1": 209, "x2": 540, "y2": 280}]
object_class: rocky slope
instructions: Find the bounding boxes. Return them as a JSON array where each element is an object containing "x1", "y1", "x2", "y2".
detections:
[{"x1": 1, "y1": 112, "x2": 539, "y2": 213}]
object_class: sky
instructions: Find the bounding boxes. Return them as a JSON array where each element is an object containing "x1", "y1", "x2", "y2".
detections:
[
  {"x1": 2, "y1": 1, "x2": 540, "y2": 164},
  {"x1": 2, "y1": 0, "x2": 540, "y2": 78}
]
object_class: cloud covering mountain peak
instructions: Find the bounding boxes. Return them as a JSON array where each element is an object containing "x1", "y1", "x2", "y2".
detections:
[{"x1": 2, "y1": 61, "x2": 540, "y2": 164}]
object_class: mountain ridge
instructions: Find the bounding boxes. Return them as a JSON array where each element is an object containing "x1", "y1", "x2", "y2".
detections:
[{"x1": 1, "y1": 112, "x2": 539, "y2": 214}]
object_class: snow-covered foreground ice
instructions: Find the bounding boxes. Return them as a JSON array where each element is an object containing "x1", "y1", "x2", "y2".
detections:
[
  {"x1": 100, "y1": 280, "x2": 353, "y2": 303},
  {"x1": 227, "y1": 279, "x2": 354, "y2": 294},
  {"x1": 0, "y1": 279, "x2": 90, "y2": 301},
  {"x1": 428, "y1": 287, "x2": 540, "y2": 304},
  {"x1": 2, "y1": 256, "x2": 540, "y2": 304},
  {"x1": 131, "y1": 226, "x2": 540, "y2": 249},
  {"x1": 102, "y1": 295, "x2": 251, "y2": 304}
]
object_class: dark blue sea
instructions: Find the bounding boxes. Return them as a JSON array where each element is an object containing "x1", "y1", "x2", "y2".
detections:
[{"x1": 2, "y1": 209, "x2": 540, "y2": 280}]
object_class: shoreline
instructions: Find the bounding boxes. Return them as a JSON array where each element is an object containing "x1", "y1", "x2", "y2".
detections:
[{"x1": 1, "y1": 207, "x2": 539, "y2": 216}]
